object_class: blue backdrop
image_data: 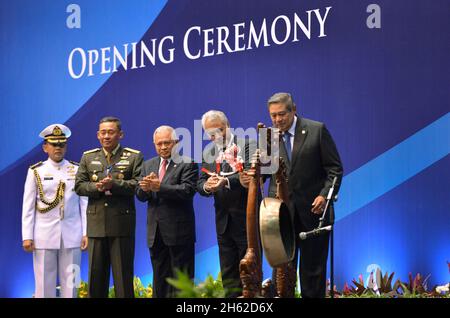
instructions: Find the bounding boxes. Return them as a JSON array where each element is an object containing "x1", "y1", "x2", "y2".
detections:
[{"x1": 1, "y1": 0, "x2": 449, "y2": 297}]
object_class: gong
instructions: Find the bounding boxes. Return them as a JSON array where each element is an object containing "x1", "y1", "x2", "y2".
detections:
[{"x1": 259, "y1": 197, "x2": 295, "y2": 267}]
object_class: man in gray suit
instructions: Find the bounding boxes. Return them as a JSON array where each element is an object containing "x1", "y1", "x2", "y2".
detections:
[{"x1": 75, "y1": 116, "x2": 143, "y2": 298}]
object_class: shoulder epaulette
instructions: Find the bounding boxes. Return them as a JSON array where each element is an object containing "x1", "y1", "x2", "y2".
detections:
[
  {"x1": 69, "y1": 160, "x2": 79, "y2": 166},
  {"x1": 83, "y1": 148, "x2": 101, "y2": 155},
  {"x1": 124, "y1": 147, "x2": 141, "y2": 154},
  {"x1": 30, "y1": 161, "x2": 43, "y2": 170}
]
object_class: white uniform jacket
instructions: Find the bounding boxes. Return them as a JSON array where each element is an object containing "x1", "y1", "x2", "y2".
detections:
[{"x1": 22, "y1": 159, "x2": 87, "y2": 249}]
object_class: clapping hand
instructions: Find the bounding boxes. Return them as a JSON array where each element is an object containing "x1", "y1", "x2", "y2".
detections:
[
  {"x1": 95, "y1": 174, "x2": 113, "y2": 192},
  {"x1": 139, "y1": 172, "x2": 161, "y2": 192},
  {"x1": 205, "y1": 175, "x2": 227, "y2": 193}
]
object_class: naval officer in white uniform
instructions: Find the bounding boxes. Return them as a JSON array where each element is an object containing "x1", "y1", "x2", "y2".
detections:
[{"x1": 22, "y1": 124, "x2": 88, "y2": 298}]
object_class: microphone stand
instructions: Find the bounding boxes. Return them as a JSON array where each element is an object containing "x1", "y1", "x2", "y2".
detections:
[
  {"x1": 329, "y1": 202, "x2": 335, "y2": 299},
  {"x1": 297, "y1": 177, "x2": 339, "y2": 298},
  {"x1": 318, "y1": 177, "x2": 337, "y2": 299}
]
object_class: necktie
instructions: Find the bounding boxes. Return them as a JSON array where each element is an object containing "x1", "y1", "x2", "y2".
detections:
[
  {"x1": 159, "y1": 159, "x2": 168, "y2": 182},
  {"x1": 105, "y1": 152, "x2": 113, "y2": 178},
  {"x1": 221, "y1": 146, "x2": 232, "y2": 173},
  {"x1": 283, "y1": 131, "x2": 292, "y2": 161},
  {"x1": 106, "y1": 152, "x2": 112, "y2": 165}
]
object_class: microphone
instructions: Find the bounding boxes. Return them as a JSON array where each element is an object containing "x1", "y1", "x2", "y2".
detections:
[
  {"x1": 318, "y1": 176, "x2": 338, "y2": 227},
  {"x1": 299, "y1": 225, "x2": 332, "y2": 240},
  {"x1": 326, "y1": 176, "x2": 338, "y2": 200}
]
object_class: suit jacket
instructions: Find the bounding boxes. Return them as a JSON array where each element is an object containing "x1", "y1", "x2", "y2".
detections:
[
  {"x1": 75, "y1": 145, "x2": 143, "y2": 237},
  {"x1": 197, "y1": 137, "x2": 254, "y2": 236},
  {"x1": 269, "y1": 117, "x2": 343, "y2": 231},
  {"x1": 136, "y1": 156, "x2": 198, "y2": 247}
]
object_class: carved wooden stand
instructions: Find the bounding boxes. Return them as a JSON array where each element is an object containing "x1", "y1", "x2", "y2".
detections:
[
  {"x1": 239, "y1": 149, "x2": 262, "y2": 298},
  {"x1": 273, "y1": 157, "x2": 297, "y2": 298},
  {"x1": 239, "y1": 124, "x2": 296, "y2": 298}
]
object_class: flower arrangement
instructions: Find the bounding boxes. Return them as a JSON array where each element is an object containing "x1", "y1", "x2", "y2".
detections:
[
  {"x1": 328, "y1": 268, "x2": 450, "y2": 298},
  {"x1": 216, "y1": 143, "x2": 244, "y2": 172}
]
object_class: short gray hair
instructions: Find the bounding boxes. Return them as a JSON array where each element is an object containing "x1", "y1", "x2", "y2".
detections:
[
  {"x1": 201, "y1": 110, "x2": 229, "y2": 128},
  {"x1": 153, "y1": 125, "x2": 177, "y2": 142},
  {"x1": 267, "y1": 92, "x2": 296, "y2": 112}
]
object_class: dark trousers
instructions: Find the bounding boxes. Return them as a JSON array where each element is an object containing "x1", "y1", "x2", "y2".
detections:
[
  {"x1": 217, "y1": 222, "x2": 248, "y2": 298},
  {"x1": 149, "y1": 226, "x2": 195, "y2": 298},
  {"x1": 293, "y1": 218, "x2": 330, "y2": 298},
  {"x1": 88, "y1": 236, "x2": 135, "y2": 298}
]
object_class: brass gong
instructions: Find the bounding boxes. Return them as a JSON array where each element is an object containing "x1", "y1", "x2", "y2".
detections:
[{"x1": 259, "y1": 197, "x2": 295, "y2": 267}]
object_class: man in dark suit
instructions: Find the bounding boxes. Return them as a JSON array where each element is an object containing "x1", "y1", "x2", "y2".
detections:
[
  {"x1": 136, "y1": 125, "x2": 198, "y2": 298},
  {"x1": 265, "y1": 93, "x2": 343, "y2": 298},
  {"x1": 75, "y1": 116, "x2": 143, "y2": 298},
  {"x1": 197, "y1": 110, "x2": 255, "y2": 297}
]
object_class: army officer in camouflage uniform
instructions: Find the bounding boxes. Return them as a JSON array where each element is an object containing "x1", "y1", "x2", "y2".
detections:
[{"x1": 75, "y1": 116, "x2": 143, "y2": 298}]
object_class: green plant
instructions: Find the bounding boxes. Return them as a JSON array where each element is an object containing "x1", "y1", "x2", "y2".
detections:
[
  {"x1": 167, "y1": 269, "x2": 240, "y2": 298},
  {"x1": 77, "y1": 281, "x2": 88, "y2": 298},
  {"x1": 339, "y1": 269, "x2": 450, "y2": 298},
  {"x1": 108, "y1": 285, "x2": 115, "y2": 298},
  {"x1": 77, "y1": 276, "x2": 153, "y2": 298},
  {"x1": 133, "y1": 276, "x2": 153, "y2": 298},
  {"x1": 74, "y1": 264, "x2": 450, "y2": 298}
]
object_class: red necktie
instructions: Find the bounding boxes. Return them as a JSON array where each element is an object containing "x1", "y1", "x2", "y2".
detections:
[{"x1": 159, "y1": 159, "x2": 168, "y2": 182}]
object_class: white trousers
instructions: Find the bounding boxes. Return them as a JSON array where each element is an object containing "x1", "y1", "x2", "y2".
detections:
[{"x1": 32, "y1": 239, "x2": 81, "y2": 298}]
